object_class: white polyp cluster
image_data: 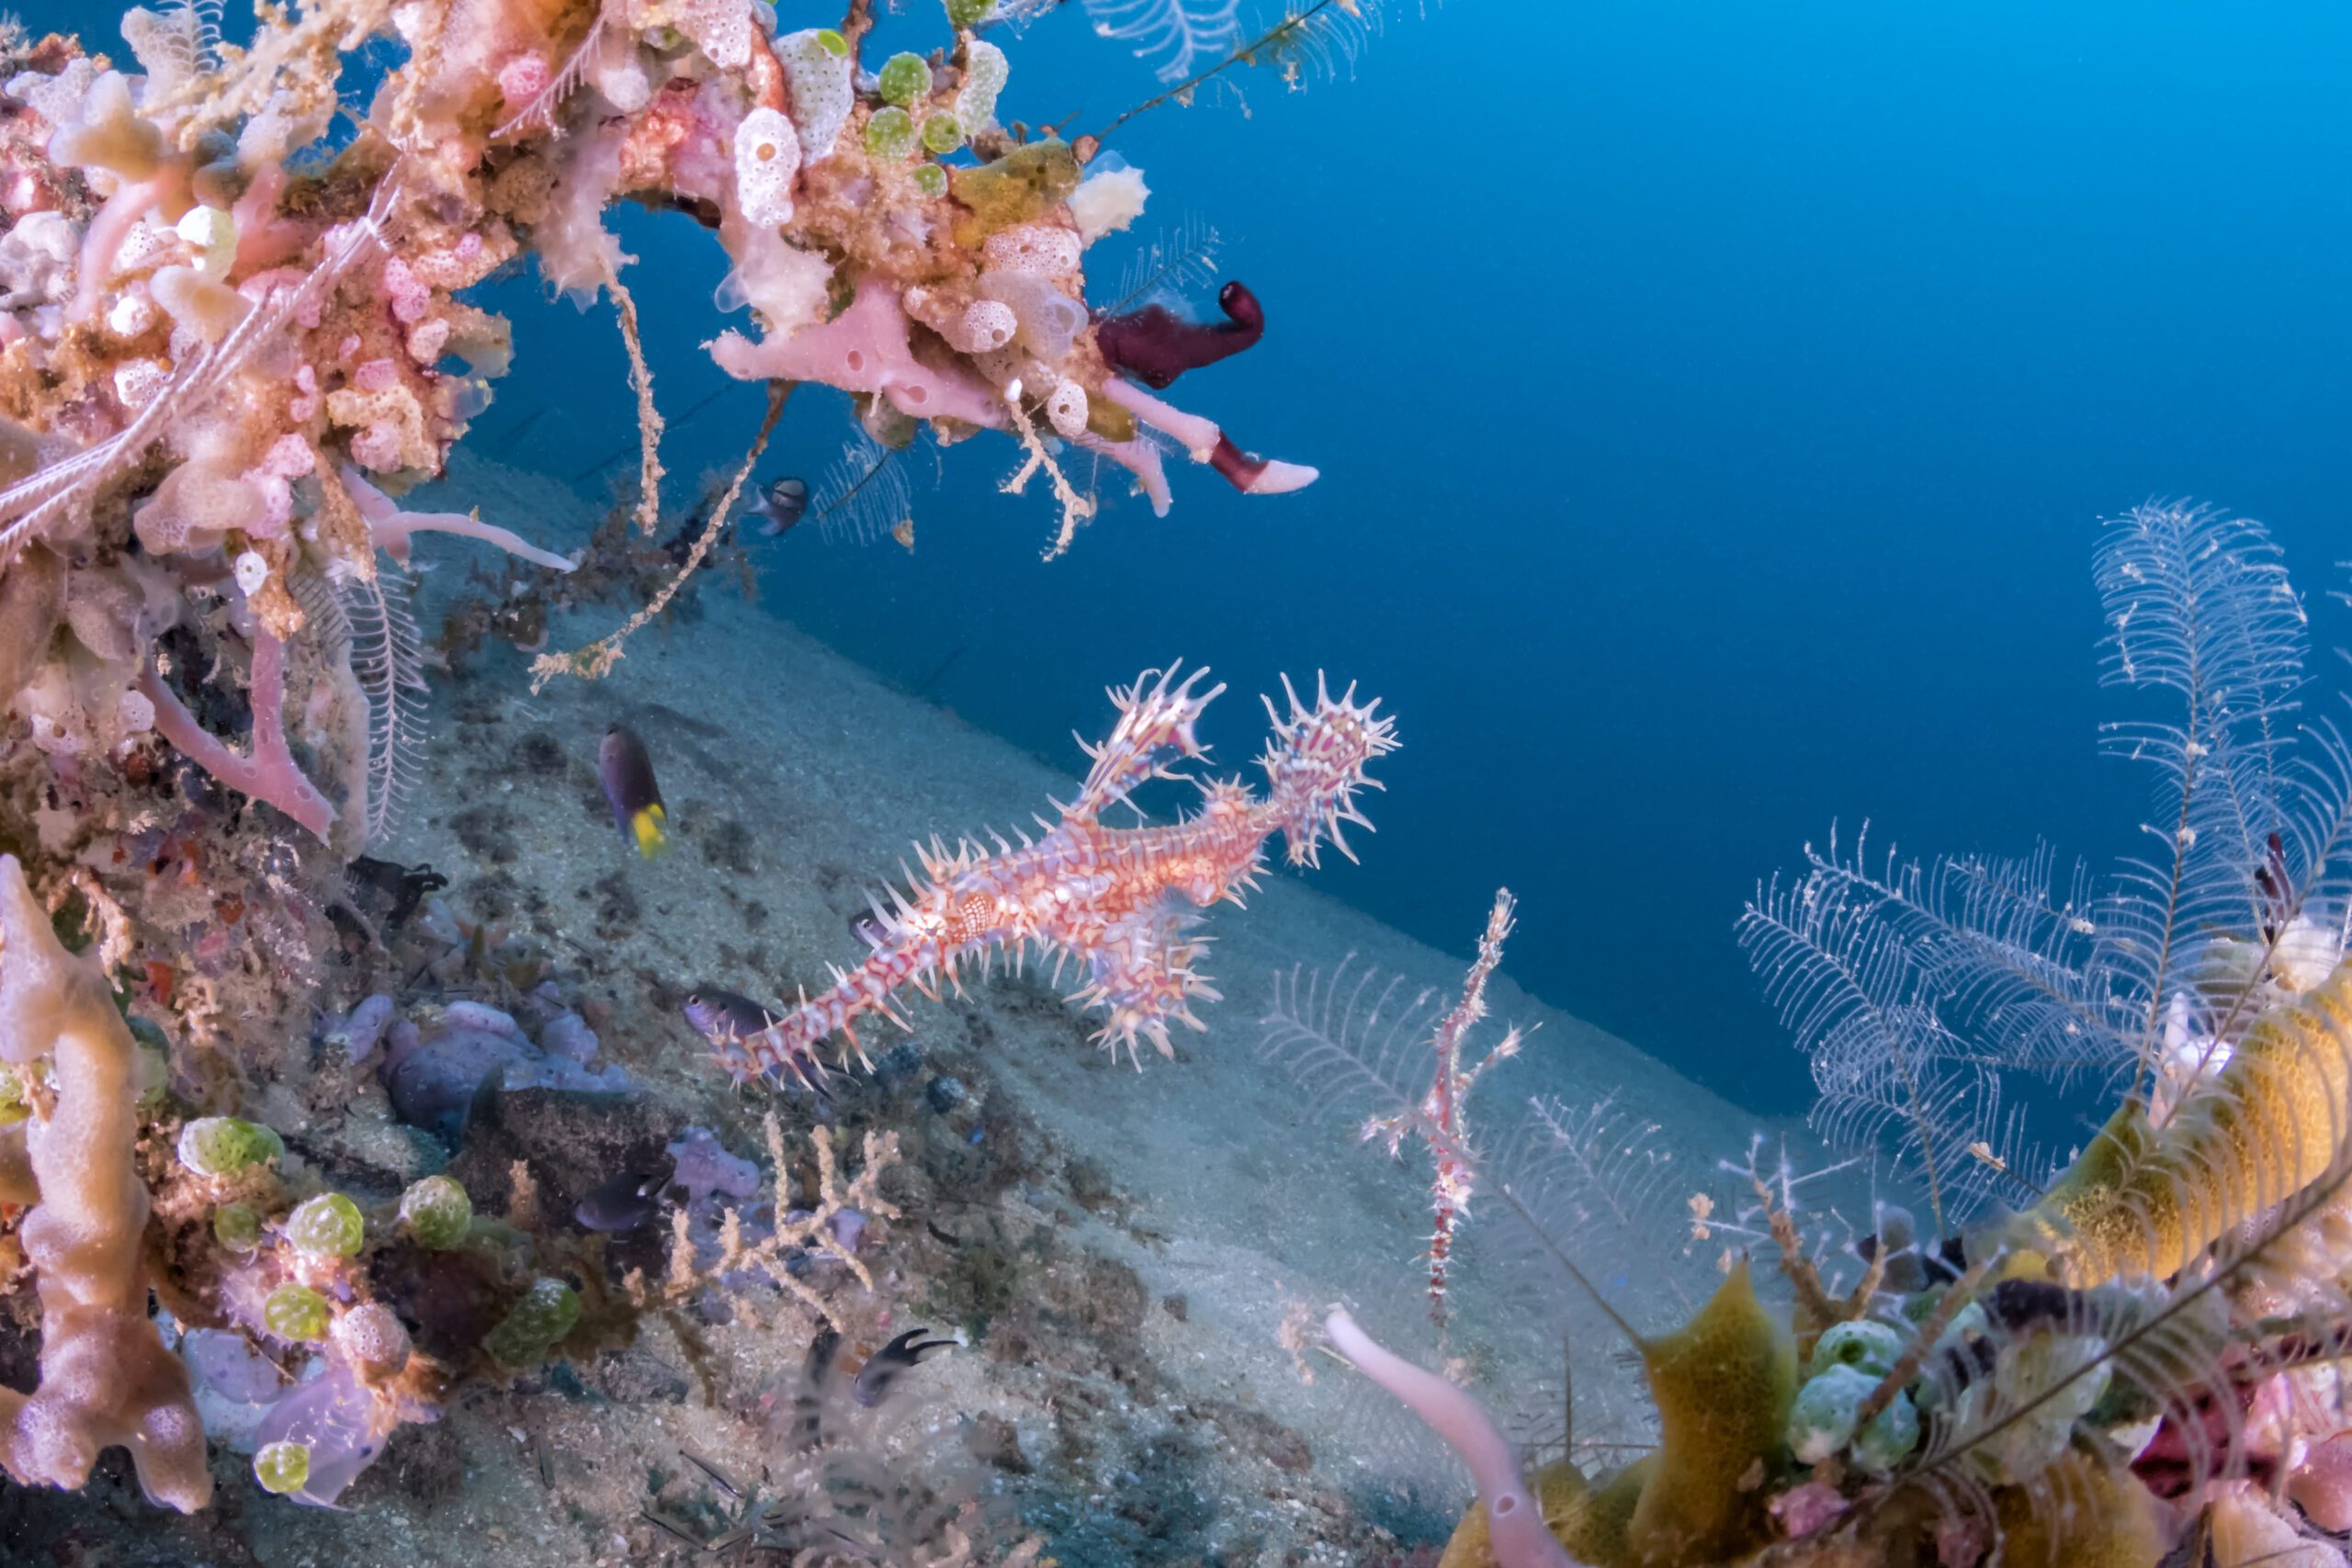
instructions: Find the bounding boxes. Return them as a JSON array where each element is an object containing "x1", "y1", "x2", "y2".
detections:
[
  {"x1": 949, "y1": 299, "x2": 1018, "y2": 354},
  {"x1": 776, "y1": 30, "x2": 854, "y2": 160},
  {"x1": 1070, "y1": 164, "x2": 1149, "y2": 245},
  {"x1": 984, "y1": 223, "x2": 1082, "y2": 280},
  {"x1": 1046, "y1": 378, "x2": 1090, "y2": 440},
  {"x1": 733, "y1": 107, "x2": 803, "y2": 229},
  {"x1": 955, "y1": 40, "x2": 1009, "y2": 136}
]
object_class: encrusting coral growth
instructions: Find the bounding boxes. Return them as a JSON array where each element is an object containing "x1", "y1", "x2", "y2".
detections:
[
  {"x1": 700, "y1": 663, "x2": 1396, "y2": 1088},
  {"x1": 0, "y1": 853, "x2": 210, "y2": 1512},
  {"x1": 1286, "y1": 503, "x2": 2352, "y2": 1568}
]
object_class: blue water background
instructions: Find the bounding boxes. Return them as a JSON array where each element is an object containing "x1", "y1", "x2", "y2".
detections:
[{"x1": 37, "y1": 2, "x2": 2352, "y2": 1113}]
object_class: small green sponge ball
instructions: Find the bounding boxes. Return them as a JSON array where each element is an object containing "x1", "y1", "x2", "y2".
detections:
[
  {"x1": 254, "y1": 1439, "x2": 311, "y2": 1495},
  {"x1": 1810, "y1": 1318, "x2": 1904, "y2": 1380},
  {"x1": 865, "y1": 107, "x2": 918, "y2": 161},
  {"x1": 921, "y1": 114, "x2": 963, "y2": 155},
  {"x1": 878, "y1": 52, "x2": 931, "y2": 107},
  {"x1": 286, "y1": 1192, "x2": 366, "y2": 1258},
  {"x1": 944, "y1": 0, "x2": 993, "y2": 26},
  {"x1": 399, "y1": 1175, "x2": 471, "y2": 1249},
  {"x1": 177, "y1": 1115, "x2": 285, "y2": 1177},
  {"x1": 484, "y1": 1277, "x2": 582, "y2": 1368},
  {"x1": 265, "y1": 1282, "x2": 331, "y2": 1342}
]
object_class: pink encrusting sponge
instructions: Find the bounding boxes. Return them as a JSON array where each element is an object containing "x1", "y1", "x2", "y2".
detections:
[{"x1": 702, "y1": 664, "x2": 1396, "y2": 1089}]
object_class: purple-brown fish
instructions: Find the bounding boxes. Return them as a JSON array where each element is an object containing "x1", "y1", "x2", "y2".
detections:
[{"x1": 598, "y1": 725, "x2": 667, "y2": 857}]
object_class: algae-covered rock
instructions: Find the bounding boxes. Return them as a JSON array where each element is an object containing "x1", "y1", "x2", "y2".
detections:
[{"x1": 949, "y1": 140, "x2": 1080, "y2": 250}]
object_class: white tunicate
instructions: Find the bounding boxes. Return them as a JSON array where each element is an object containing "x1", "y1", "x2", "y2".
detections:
[
  {"x1": 113, "y1": 358, "x2": 166, "y2": 407},
  {"x1": 775, "y1": 30, "x2": 854, "y2": 161},
  {"x1": 950, "y1": 299, "x2": 1018, "y2": 354},
  {"x1": 593, "y1": 51, "x2": 651, "y2": 114},
  {"x1": 979, "y1": 272, "x2": 1087, "y2": 362},
  {"x1": 232, "y1": 550, "x2": 268, "y2": 596},
  {"x1": 983, "y1": 223, "x2": 1082, "y2": 278},
  {"x1": 955, "y1": 39, "x2": 1008, "y2": 136},
  {"x1": 174, "y1": 205, "x2": 236, "y2": 278},
  {"x1": 107, "y1": 293, "x2": 155, "y2": 337},
  {"x1": 1046, "y1": 378, "x2": 1089, "y2": 440},
  {"x1": 116, "y1": 687, "x2": 154, "y2": 735},
  {"x1": 733, "y1": 107, "x2": 803, "y2": 228}
]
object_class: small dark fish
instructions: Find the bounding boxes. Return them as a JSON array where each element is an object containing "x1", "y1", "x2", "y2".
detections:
[
  {"x1": 682, "y1": 987, "x2": 776, "y2": 1044},
  {"x1": 598, "y1": 725, "x2": 668, "y2": 858},
  {"x1": 851, "y1": 1327, "x2": 956, "y2": 1408},
  {"x1": 683, "y1": 987, "x2": 831, "y2": 1097},
  {"x1": 748, "y1": 476, "x2": 809, "y2": 537},
  {"x1": 574, "y1": 1163, "x2": 672, "y2": 1233}
]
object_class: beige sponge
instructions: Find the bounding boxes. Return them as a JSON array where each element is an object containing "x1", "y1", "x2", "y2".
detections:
[{"x1": 0, "y1": 856, "x2": 210, "y2": 1511}]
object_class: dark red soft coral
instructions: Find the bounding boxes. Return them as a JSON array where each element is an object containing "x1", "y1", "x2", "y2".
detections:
[{"x1": 1095, "y1": 280, "x2": 1264, "y2": 389}]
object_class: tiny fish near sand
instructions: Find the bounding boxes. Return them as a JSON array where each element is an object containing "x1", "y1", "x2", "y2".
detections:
[{"x1": 598, "y1": 725, "x2": 668, "y2": 858}]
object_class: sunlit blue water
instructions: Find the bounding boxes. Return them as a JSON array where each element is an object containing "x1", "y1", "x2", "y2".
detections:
[{"x1": 28, "y1": 1, "x2": 2352, "y2": 1113}]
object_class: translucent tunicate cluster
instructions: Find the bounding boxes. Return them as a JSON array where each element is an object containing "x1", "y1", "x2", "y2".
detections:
[
  {"x1": 777, "y1": 29, "x2": 854, "y2": 160},
  {"x1": 1785, "y1": 1319, "x2": 1919, "y2": 1475}
]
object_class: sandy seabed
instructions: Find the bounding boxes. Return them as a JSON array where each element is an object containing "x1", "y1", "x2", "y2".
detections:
[{"x1": 3, "y1": 457, "x2": 1800, "y2": 1568}]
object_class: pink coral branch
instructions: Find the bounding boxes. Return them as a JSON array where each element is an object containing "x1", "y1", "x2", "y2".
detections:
[
  {"x1": 139, "y1": 633, "x2": 335, "y2": 841},
  {"x1": 1324, "y1": 1309, "x2": 1583, "y2": 1568},
  {"x1": 1098, "y1": 379, "x2": 1318, "y2": 497},
  {"x1": 342, "y1": 468, "x2": 577, "y2": 572},
  {"x1": 67, "y1": 175, "x2": 163, "y2": 325},
  {"x1": 707, "y1": 279, "x2": 1004, "y2": 428}
]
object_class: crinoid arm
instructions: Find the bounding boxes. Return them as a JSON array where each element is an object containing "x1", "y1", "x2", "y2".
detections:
[{"x1": 1064, "y1": 662, "x2": 1226, "y2": 822}]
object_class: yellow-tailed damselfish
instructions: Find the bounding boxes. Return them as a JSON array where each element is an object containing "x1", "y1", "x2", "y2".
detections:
[{"x1": 598, "y1": 724, "x2": 669, "y2": 857}]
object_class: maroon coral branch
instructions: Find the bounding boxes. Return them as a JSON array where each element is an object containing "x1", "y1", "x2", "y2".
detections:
[
  {"x1": 140, "y1": 632, "x2": 336, "y2": 841},
  {"x1": 1095, "y1": 281, "x2": 1264, "y2": 389}
]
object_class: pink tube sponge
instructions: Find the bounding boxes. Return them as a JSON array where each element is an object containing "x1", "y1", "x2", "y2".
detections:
[
  {"x1": 707, "y1": 279, "x2": 1003, "y2": 429},
  {"x1": 1324, "y1": 1308, "x2": 1583, "y2": 1568},
  {"x1": 140, "y1": 631, "x2": 336, "y2": 841}
]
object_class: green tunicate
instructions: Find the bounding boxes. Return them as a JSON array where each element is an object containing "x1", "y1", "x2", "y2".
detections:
[
  {"x1": 484, "y1": 1277, "x2": 582, "y2": 1368},
  {"x1": 286, "y1": 1192, "x2": 365, "y2": 1258},
  {"x1": 865, "y1": 107, "x2": 918, "y2": 162},
  {"x1": 0, "y1": 1064, "x2": 27, "y2": 1127},
  {"x1": 944, "y1": 0, "x2": 993, "y2": 26},
  {"x1": 1809, "y1": 1318, "x2": 1904, "y2": 1381},
  {"x1": 921, "y1": 114, "x2": 963, "y2": 155},
  {"x1": 1785, "y1": 1363, "x2": 1875, "y2": 1466},
  {"x1": 264, "y1": 1282, "x2": 330, "y2": 1342},
  {"x1": 912, "y1": 164, "x2": 948, "y2": 198},
  {"x1": 176, "y1": 1115, "x2": 285, "y2": 1177},
  {"x1": 815, "y1": 28, "x2": 849, "y2": 57},
  {"x1": 1849, "y1": 1387, "x2": 1921, "y2": 1476},
  {"x1": 399, "y1": 1174, "x2": 471, "y2": 1249},
  {"x1": 254, "y1": 1439, "x2": 311, "y2": 1495},
  {"x1": 212, "y1": 1201, "x2": 260, "y2": 1251},
  {"x1": 878, "y1": 52, "x2": 930, "y2": 107}
]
